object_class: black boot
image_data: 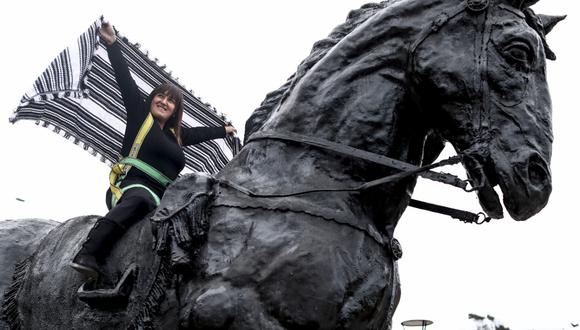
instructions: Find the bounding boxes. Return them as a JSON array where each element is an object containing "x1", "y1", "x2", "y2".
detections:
[{"x1": 71, "y1": 218, "x2": 125, "y2": 278}]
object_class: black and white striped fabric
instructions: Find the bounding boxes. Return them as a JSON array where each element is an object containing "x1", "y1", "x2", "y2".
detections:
[{"x1": 10, "y1": 17, "x2": 240, "y2": 174}]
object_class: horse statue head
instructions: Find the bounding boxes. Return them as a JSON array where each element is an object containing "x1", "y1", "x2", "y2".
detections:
[
  {"x1": 244, "y1": 0, "x2": 564, "y2": 222},
  {"x1": 2, "y1": 1, "x2": 564, "y2": 330},
  {"x1": 408, "y1": 0, "x2": 563, "y2": 220}
]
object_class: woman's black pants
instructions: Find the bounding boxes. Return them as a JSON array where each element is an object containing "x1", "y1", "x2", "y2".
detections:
[
  {"x1": 105, "y1": 187, "x2": 158, "y2": 230},
  {"x1": 80, "y1": 187, "x2": 158, "y2": 262}
]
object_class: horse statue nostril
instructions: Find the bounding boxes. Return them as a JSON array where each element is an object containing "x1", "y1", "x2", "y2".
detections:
[
  {"x1": 528, "y1": 163, "x2": 548, "y2": 186},
  {"x1": 527, "y1": 155, "x2": 550, "y2": 187}
]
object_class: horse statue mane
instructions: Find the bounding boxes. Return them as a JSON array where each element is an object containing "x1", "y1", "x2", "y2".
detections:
[
  {"x1": 244, "y1": 0, "x2": 397, "y2": 142},
  {"x1": 1, "y1": 1, "x2": 565, "y2": 329}
]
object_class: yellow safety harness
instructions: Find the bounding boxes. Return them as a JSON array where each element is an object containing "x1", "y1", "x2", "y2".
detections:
[{"x1": 109, "y1": 113, "x2": 173, "y2": 208}]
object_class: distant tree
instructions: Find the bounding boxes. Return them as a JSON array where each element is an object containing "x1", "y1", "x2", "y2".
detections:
[{"x1": 468, "y1": 313, "x2": 510, "y2": 330}]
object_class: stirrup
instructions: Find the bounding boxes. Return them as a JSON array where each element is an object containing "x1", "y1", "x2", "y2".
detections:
[
  {"x1": 70, "y1": 253, "x2": 101, "y2": 279},
  {"x1": 77, "y1": 263, "x2": 138, "y2": 309},
  {"x1": 70, "y1": 261, "x2": 100, "y2": 279}
]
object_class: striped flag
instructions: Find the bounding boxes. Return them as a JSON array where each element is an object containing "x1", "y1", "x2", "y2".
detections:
[{"x1": 10, "y1": 17, "x2": 241, "y2": 174}]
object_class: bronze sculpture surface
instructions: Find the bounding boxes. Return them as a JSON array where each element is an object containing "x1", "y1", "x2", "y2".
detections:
[{"x1": 1, "y1": 0, "x2": 563, "y2": 329}]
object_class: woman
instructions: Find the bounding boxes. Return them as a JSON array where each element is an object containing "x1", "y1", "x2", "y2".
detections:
[{"x1": 70, "y1": 23, "x2": 236, "y2": 278}]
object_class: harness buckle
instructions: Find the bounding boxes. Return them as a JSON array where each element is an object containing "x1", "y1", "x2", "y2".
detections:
[
  {"x1": 475, "y1": 212, "x2": 492, "y2": 225},
  {"x1": 111, "y1": 163, "x2": 125, "y2": 176},
  {"x1": 389, "y1": 238, "x2": 403, "y2": 260},
  {"x1": 466, "y1": 0, "x2": 489, "y2": 13},
  {"x1": 431, "y1": 14, "x2": 449, "y2": 32},
  {"x1": 463, "y1": 179, "x2": 484, "y2": 192}
]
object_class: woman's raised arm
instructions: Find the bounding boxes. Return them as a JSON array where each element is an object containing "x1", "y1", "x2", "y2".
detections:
[{"x1": 100, "y1": 22, "x2": 144, "y2": 121}]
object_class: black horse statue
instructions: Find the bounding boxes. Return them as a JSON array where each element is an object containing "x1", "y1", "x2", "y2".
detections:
[{"x1": 1, "y1": 0, "x2": 563, "y2": 329}]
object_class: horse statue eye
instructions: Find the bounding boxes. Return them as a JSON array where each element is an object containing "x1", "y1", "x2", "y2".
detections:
[{"x1": 503, "y1": 41, "x2": 533, "y2": 63}]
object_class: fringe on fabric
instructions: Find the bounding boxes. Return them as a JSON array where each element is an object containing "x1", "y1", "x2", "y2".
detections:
[
  {"x1": 127, "y1": 258, "x2": 172, "y2": 330},
  {"x1": 153, "y1": 195, "x2": 211, "y2": 272},
  {"x1": 128, "y1": 194, "x2": 211, "y2": 328},
  {"x1": 30, "y1": 120, "x2": 115, "y2": 166},
  {"x1": 1, "y1": 257, "x2": 33, "y2": 330}
]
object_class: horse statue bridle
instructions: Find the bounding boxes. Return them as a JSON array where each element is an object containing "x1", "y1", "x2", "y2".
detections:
[
  {"x1": 234, "y1": 130, "x2": 490, "y2": 224},
  {"x1": 222, "y1": 0, "x2": 500, "y2": 225}
]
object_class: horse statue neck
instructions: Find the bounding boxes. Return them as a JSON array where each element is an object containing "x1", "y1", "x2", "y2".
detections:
[{"x1": 220, "y1": 0, "x2": 453, "y2": 231}]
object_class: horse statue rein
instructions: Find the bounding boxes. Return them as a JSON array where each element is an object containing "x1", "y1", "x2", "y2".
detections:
[{"x1": 220, "y1": 130, "x2": 491, "y2": 225}]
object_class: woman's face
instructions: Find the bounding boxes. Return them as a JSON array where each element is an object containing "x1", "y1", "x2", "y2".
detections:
[{"x1": 150, "y1": 91, "x2": 176, "y2": 126}]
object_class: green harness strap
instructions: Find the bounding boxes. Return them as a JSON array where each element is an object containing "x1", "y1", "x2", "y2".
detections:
[
  {"x1": 110, "y1": 183, "x2": 161, "y2": 208},
  {"x1": 118, "y1": 157, "x2": 172, "y2": 186},
  {"x1": 108, "y1": 113, "x2": 173, "y2": 207}
]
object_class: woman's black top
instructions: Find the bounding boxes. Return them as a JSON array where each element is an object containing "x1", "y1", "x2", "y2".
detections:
[{"x1": 107, "y1": 42, "x2": 226, "y2": 196}]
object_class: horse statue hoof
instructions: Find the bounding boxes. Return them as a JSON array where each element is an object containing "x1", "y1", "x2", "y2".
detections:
[{"x1": 77, "y1": 263, "x2": 138, "y2": 310}]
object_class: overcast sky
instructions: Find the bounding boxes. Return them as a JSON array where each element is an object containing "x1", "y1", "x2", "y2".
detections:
[{"x1": 0, "y1": 1, "x2": 577, "y2": 329}]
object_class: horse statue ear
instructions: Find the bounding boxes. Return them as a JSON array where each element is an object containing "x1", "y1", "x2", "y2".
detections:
[
  {"x1": 517, "y1": 3, "x2": 566, "y2": 61},
  {"x1": 513, "y1": 0, "x2": 568, "y2": 34},
  {"x1": 538, "y1": 14, "x2": 565, "y2": 60},
  {"x1": 538, "y1": 14, "x2": 566, "y2": 35}
]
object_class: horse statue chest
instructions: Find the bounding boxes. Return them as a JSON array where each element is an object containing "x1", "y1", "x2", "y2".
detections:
[{"x1": 212, "y1": 183, "x2": 390, "y2": 249}]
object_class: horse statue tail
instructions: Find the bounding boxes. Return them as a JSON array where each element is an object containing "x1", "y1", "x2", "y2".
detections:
[{"x1": 243, "y1": 1, "x2": 396, "y2": 142}]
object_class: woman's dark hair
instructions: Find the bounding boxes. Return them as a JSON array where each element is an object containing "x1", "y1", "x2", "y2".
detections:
[{"x1": 146, "y1": 82, "x2": 184, "y2": 145}]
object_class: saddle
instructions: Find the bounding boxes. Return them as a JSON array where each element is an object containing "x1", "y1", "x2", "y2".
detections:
[{"x1": 76, "y1": 173, "x2": 215, "y2": 313}]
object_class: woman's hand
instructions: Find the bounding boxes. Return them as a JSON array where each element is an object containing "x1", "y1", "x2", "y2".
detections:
[
  {"x1": 225, "y1": 125, "x2": 237, "y2": 135},
  {"x1": 99, "y1": 22, "x2": 117, "y2": 46}
]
